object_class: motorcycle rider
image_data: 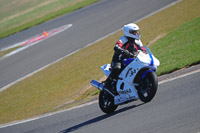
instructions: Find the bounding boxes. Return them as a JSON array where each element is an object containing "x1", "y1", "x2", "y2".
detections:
[{"x1": 104, "y1": 23, "x2": 146, "y2": 90}]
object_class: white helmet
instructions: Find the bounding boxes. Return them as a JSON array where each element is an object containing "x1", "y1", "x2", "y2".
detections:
[{"x1": 123, "y1": 23, "x2": 140, "y2": 40}]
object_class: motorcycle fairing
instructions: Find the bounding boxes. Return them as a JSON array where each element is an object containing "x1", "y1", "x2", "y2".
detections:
[
  {"x1": 101, "y1": 64, "x2": 111, "y2": 77},
  {"x1": 115, "y1": 51, "x2": 159, "y2": 105},
  {"x1": 115, "y1": 79, "x2": 138, "y2": 105}
]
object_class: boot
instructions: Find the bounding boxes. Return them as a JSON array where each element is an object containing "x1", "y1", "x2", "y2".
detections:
[{"x1": 104, "y1": 77, "x2": 113, "y2": 90}]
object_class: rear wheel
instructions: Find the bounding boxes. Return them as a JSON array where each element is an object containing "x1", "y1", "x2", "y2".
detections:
[
  {"x1": 137, "y1": 72, "x2": 158, "y2": 103},
  {"x1": 99, "y1": 90, "x2": 118, "y2": 114}
]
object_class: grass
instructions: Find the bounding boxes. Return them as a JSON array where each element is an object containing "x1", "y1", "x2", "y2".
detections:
[
  {"x1": 152, "y1": 17, "x2": 200, "y2": 75},
  {"x1": 0, "y1": 0, "x2": 99, "y2": 39},
  {"x1": 0, "y1": 0, "x2": 200, "y2": 125}
]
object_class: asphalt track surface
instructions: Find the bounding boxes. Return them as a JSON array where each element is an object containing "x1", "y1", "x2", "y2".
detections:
[
  {"x1": 0, "y1": 0, "x2": 179, "y2": 90},
  {"x1": 1, "y1": 68, "x2": 200, "y2": 133}
]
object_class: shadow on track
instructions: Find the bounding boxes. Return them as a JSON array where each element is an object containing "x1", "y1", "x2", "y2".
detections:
[{"x1": 60, "y1": 103, "x2": 145, "y2": 133}]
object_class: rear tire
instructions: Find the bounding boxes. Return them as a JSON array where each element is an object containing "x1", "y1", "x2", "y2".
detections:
[
  {"x1": 99, "y1": 91, "x2": 118, "y2": 114},
  {"x1": 138, "y1": 72, "x2": 158, "y2": 103}
]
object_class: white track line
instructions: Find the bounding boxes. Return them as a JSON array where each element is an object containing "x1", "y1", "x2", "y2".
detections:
[{"x1": 159, "y1": 68, "x2": 200, "y2": 85}]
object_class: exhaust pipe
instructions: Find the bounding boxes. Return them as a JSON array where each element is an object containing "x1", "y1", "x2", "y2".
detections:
[
  {"x1": 90, "y1": 80, "x2": 104, "y2": 91},
  {"x1": 90, "y1": 80, "x2": 116, "y2": 97}
]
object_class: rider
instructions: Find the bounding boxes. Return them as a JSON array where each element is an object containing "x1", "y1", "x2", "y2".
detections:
[{"x1": 104, "y1": 23, "x2": 145, "y2": 89}]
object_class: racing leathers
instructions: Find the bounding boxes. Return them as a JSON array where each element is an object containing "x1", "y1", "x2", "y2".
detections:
[{"x1": 104, "y1": 35, "x2": 145, "y2": 89}]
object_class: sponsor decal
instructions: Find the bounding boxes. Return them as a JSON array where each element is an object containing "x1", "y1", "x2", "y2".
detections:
[
  {"x1": 118, "y1": 88, "x2": 132, "y2": 94},
  {"x1": 126, "y1": 68, "x2": 136, "y2": 78}
]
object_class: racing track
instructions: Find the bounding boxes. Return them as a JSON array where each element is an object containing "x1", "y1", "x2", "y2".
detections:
[{"x1": 0, "y1": 0, "x2": 179, "y2": 90}]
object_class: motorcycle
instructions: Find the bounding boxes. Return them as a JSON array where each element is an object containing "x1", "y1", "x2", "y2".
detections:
[{"x1": 90, "y1": 46, "x2": 160, "y2": 114}]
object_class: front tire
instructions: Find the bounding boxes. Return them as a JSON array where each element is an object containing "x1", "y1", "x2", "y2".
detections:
[
  {"x1": 138, "y1": 72, "x2": 158, "y2": 103},
  {"x1": 99, "y1": 91, "x2": 118, "y2": 114}
]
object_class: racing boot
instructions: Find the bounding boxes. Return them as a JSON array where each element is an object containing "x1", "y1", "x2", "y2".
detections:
[{"x1": 103, "y1": 77, "x2": 113, "y2": 90}]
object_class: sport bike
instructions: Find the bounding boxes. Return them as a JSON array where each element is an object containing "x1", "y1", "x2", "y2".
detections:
[{"x1": 90, "y1": 47, "x2": 160, "y2": 114}]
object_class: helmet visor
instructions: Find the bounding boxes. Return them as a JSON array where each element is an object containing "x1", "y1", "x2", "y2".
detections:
[
  {"x1": 129, "y1": 29, "x2": 141, "y2": 40},
  {"x1": 129, "y1": 29, "x2": 140, "y2": 35}
]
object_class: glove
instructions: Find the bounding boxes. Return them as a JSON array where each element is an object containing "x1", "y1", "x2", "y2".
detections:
[
  {"x1": 130, "y1": 52, "x2": 137, "y2": 58},
  {"x1": 129, "y1": 53, "x2": 134, "y2": 58},
  {"x1": 123, "y1": 50, "x2": 130, "y2": 57}
]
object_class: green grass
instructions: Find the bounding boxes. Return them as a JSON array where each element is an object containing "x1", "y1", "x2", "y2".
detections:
[
  {"x1": 152, "y1": 17, "x2": 200, "y2": 75},
  {"x1": 0, "y1": 0, "x2": 99, "y2": 39},
  {"x1": 0, "y1": 0, "x2": 200, "y2": 125}
]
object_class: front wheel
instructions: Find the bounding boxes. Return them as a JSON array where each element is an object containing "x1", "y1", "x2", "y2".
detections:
[
  {"x1": 137, "y1": 72, "x2": 158, "y2": 103},
  {"x1": 99, "y1": 90, "x2": 118, "y2": 114}
]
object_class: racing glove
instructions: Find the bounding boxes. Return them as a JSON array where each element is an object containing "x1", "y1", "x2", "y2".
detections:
[
  {"x1": 123, "y1": 50, "x2": 136, "y2": 58},
  {"x1": 123, "y1": 50, "x2": 129, "y2": 57}
]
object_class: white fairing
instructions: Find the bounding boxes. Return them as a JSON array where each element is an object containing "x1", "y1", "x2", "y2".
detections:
[
  {"x1": 101, "y1": 48, "x2": 160, "y2": 105},
  {"x1": 137, "y1": 51, "x2": 160, "y2": 67},
  {"x1": 152, "y1": 55, "x2": 160, "y2": 66},
  {"x1": 101, "y1": 64, "x2": 111, "y2": 77}
]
